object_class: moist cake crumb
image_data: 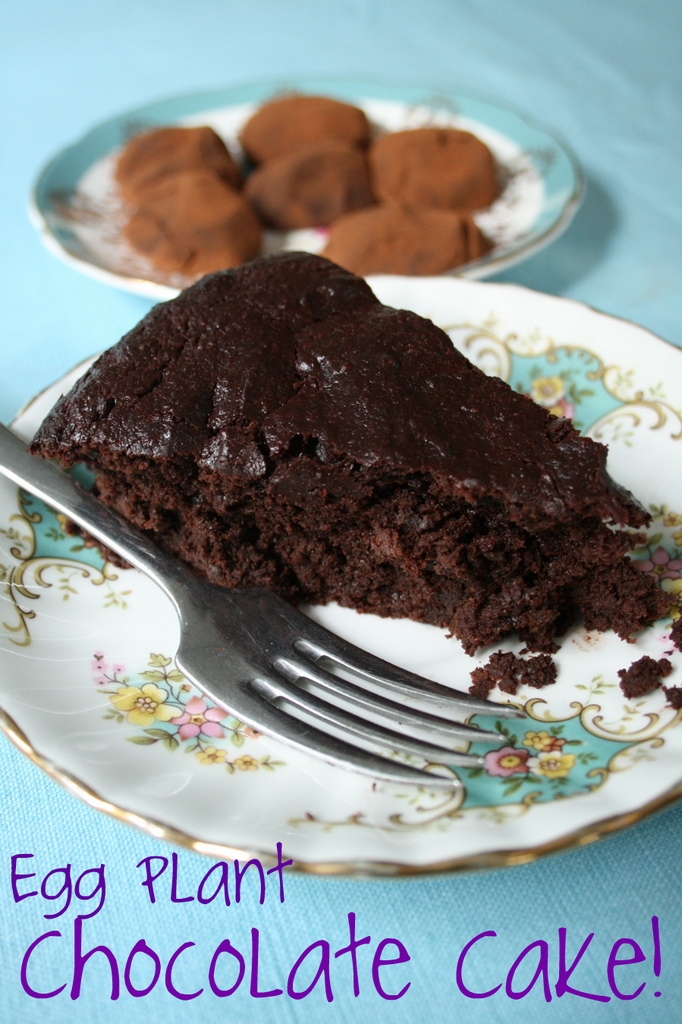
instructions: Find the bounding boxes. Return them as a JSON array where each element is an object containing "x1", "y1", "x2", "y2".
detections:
[
  {"x1": 469, "y1": 651, "x2": 557, "y2": 699},
  {"x1": 617, "y1": 656, "x2": 673, "y2": 699},
  {"x1": 663, "y1": 685, "x2": 682, "y2": 709},
  {"x1": 670, "y1": 618, "x2": 682, "y2": 652}
]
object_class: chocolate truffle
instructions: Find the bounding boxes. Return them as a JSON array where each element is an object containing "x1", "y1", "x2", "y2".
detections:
[
  {"x1": 240, "y1": 94, "x2": 371, "y2": 164},
  {"x1": 116, "y1": 125, "x2": 243, "y2": 202},
  {"x1": 30, "y1": 253, "x2": 666, "y2": 657},
  {"x1": 321, "y1": 203, "x2": 492, "y2": 275},
  {"x1": 123, "y1": 169, "x2": 261, "y2": 277},
  {"x1": 244, "y1": 141, "x2": 374, "y2": 229},
  {"x1": 369, "y1": 128, "x2": 500, "y2": 212}
]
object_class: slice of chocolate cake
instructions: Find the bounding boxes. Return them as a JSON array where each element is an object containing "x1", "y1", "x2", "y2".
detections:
[{"x1": 30, "y1": 253, "x2": 665, "y2": 654}]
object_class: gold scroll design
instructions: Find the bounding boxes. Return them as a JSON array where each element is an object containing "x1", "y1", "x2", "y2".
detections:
[
  {"x1": 1, "y1": 490, "x2": 125, "y2": 648},
  {"x1": 441, "y1": 319, "x2": 680, "y2": 427},
  {"x1": 289, "y1": 696, "x2": 681, "y2": 835},
  {"x1": 588, "y1": 398, "x2": 682, "y2": 447}
]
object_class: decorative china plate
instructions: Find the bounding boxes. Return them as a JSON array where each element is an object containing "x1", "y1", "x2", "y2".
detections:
[
  {"x1": 1, "y1": 277, "x2": 680, "y2": 874},
  {"x1": 29, "y1": 78, "x2": 583, "y2": 299}
]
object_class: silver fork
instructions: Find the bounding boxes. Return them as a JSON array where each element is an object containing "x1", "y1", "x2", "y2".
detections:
[{"x1": 0, "y1": 423, "x2": 521, "y2": 788}]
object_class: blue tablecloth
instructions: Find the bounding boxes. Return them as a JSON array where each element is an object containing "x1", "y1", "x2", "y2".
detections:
[{"x1": 2, "y1": 2, "x2": 681, "y2": 1022}]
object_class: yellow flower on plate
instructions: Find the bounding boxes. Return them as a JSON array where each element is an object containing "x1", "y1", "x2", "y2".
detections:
[
  {"x1": 661, "y1": 577, "x2": 682, "y2": 619},
  {"x1": 530, "y1": 375, "x2": 565, "y2": 408},
  {"x1": 234, "y1": 754, "x2": 259, "y2": 772},
  {"x1": 528, "y1": 751, "x2": 575, "y2": 779},
  {"x1": 662, "y1": 511, "x2": 682, "y2": 527},
  {"x1": 523, "y1": 730, "x2": 564, "y2": 752},
  {"x1": 110, "y1": 683, "x2": 181, "y2": 726},
  {"x1": 195, "y1": 746, "x2": 227, "y2": 766},
  {"x1": 673, "y1": 527, "x2": 682, "y2": 547}
]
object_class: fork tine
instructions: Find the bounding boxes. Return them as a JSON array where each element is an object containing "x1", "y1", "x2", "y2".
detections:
[
  {"x1": 232, "y1": 590, "x2": 522, "y2": 723},
  {"x1": 242, "y1": 683, "x2": 469, "y2": 787},
  {"x1": 292, "y1": 630, "x2": 523, "y2": 719},
  {"x1": 251, "y1": 675, "x2": 485, "y2": 769},
  {"x1": 274, "y1": 654, "x2": 501, "y2": 745},
  {"x1": 175, "y1": 647, "x2": 467, "y2": 787}
]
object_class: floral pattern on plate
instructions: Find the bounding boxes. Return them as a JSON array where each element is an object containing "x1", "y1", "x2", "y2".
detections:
[{"x1": 96, "y1": 650, "x2": 284, "y2": 774}]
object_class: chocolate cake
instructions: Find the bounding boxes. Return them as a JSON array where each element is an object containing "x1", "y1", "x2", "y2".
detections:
[
  {"x1": 240, "y1": 95, "x2": 371, "y2": 164},
  {"x1": 369, "y1": 128, "x2": 500, "y2": 212},
  {"x1": 321, "y1": 204, "x2": 492, "y2": 276},
  {"x1": 29, "y1": 253, "x2": 666, "y2": 655}
]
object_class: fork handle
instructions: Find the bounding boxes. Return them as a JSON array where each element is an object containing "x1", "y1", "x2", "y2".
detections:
[{"x1": 0, "y1": 423, "x2": 191, "y2": 606}]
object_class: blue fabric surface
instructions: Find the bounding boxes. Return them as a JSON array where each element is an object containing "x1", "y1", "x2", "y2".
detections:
[{"x1": 1, "y1": 2, "x2": 681, "y2": 1022}]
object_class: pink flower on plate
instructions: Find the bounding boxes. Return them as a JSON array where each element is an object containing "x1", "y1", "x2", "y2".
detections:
[
  {"x1": 174, "y1": 696, "x2": 227, "y2": 740},
  {"x1": 484, "y1": 745, "x2": 530, "y2": 777},
  {"x1": 635, "y1": 547, "x2": 682, "y2": 581}
]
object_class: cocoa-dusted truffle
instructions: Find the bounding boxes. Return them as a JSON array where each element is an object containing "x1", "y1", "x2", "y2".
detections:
[
  {"x1": 244, "y1": 142, "x2": 374, "y2": 230},
  {"x1": 370, "y1": 128, "x2": 500, "y2": 212},
  {"x1": 321, "y1": 203, "x2": 491, "y2": 275},
  {"x1": 116, "y1": 126, "x2": 243, "y2": 202},
  {"x1": 617, "y1": 656, "x2": 673, "y2": 699},
  {"x1": 30, "y1": 253, "x2": 666, "y2": 656},
  {"x1": 123, "y1": 169, "x2": 261, "y2": 277},
  {"x1": 240, "y1": 94, "x2": 371, "y2": 164}
]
